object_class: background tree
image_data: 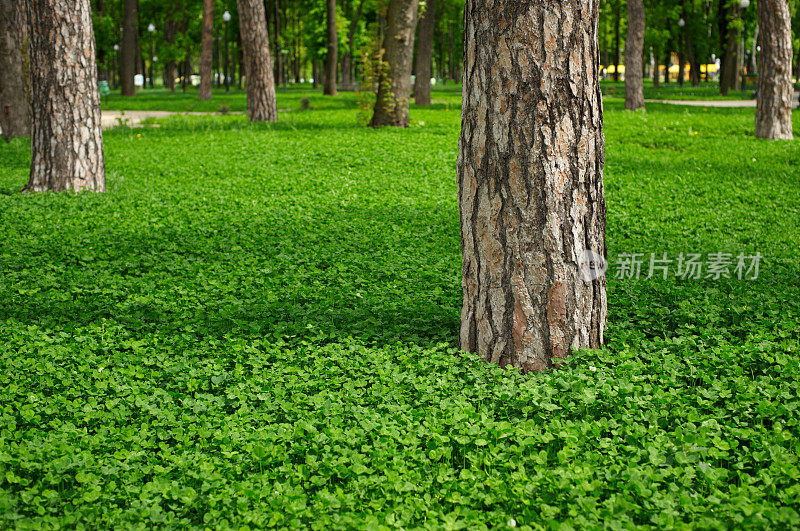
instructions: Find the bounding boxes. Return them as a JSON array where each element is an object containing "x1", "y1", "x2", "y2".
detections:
[
  {"x1": 199, "y1": 0, "x2": 215, "y2": 99},
  {"x1": 237, "y1": 0, "x2": 277, "y2": 121},
  {"x1": 121, "y1": 0, "x2": 139, "y2": 96},
  {"x1": 626, "y1": 0, "x2": 646, "y2": 110},
  {"x1": 369, "y1": 0, "x2": 418, "y2": 127},
  {"x1": 413, "y1": 0, "x2": 436, "y2": 105},
  {"x1": 756, "y1": 0, "x2": 794, "y2": 140},
  {"x1": 324, "y1": 0, "x2": 338, "y2": 94},
  {"x1": 25, "y1": 0, "x2": 105, "y2": 192},
  {"x1": 0, "y1": 0, "x2": 30, "y2": 140},
  {"x1": 720, "y1": 1, "x2": 743, "y2": 94},
  {"x1": 458, "y1": 0, "x2": 607, "y2": 371}
]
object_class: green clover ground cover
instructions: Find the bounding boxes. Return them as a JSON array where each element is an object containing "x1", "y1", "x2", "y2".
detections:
[{"x1": 1, "y1": 92, "x2": 799, "y2": 529}]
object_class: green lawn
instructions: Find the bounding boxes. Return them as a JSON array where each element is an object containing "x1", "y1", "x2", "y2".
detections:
[
  {"x1": 601, "y1": 80, "x2": 756, "y2": 101},
  {"x1": 1, "y1": 90, "x2": 799, "y2": 528}
]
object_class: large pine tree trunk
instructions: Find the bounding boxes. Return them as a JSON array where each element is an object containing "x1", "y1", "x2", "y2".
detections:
[
  {"x1": 624, "y1": 0, "x2": 645, "y2": 110},
  {"x1": 0, "y1": 0, "x2": 30, "y2": 140},
  {"x1": 324, "y1": 0, "x2": 338, "y2": 95},
  {"x1": 199, "y1": 0, "x2": 215, "y2": 100},
  {"x1": 120, "y1": 0, "x2": 138, "y2": 96},
  {"x1": 458, "y1": 0, "x2": 607, "y2": 372},
  {"x1": 413, "y1": 0, "x2": 436, "y2": 106},
  {"x1": 25, "y1": 0, "x2": 105, "y2": 192},
  {"x1": 755, "y1": 0, "x2": 794, "y2": 140},
  {"x1": 369, "y1": 0, "x2": 419, "y2": 127},
  {"x1": 237, "y1": 0, "x2": 277, "y2": 121}
]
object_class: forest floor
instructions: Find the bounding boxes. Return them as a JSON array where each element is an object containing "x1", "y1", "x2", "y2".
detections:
[{"x1": 1, "y1": 89, "x2": 799, "y2": 528}]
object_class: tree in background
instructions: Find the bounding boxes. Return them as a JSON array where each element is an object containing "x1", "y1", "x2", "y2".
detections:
[
  {"x1": 756, "y1": 0, "x2": 794, "y2": 140},
  {"x1": 199, "y1": 0, "x2": 215, "y2": 99},
  {"x1": 625, "y1": 0, "x2": 646, "y2": 109},
  {"x1": 0, "y1": 0, "x2": 30, "y2": 140},
  {"x1": 237, "y1": 0, "x2": 277, "y2": 121},
  {"x1": 413, "y1": 0, "x2": 436, "y2": 105},
  {"x1": 341, "y1": 0, "x2": 366, "y2": 91},
  {"x1": 720, "y1": 1, "x2": 743, "y2": 94},
  {"x1": 121, "y1": 0, "x2": 139, "y2": 96},
  {"x1": 458, "y1": 0, "x2": 607, "y2": 371},
  {"x1": 324, "y1": 0, "x2": 338, "y2": 94},
  {"x1": 369, "y1": 0, "x2": 418, "y2": 127},
  {"x1": 25, "y1": 0, "x2": 105, "y2": 192}
]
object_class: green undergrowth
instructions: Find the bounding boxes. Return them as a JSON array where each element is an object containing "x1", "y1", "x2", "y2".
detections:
[{"x1": 0, "y1": 91, "x2": 799, "y2": 529}]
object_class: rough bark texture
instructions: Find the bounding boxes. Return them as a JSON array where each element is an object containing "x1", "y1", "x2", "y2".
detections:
[
  {"x1": 0, "y1": 0, "x2": 30, "y2": 140},
  {"x1": 369, "y1": 0, "x2": 419, "y2": 128},
  {"x1": 199, "y1": 0, "x2": 215, "y2": 100},
  {"x1": 120, "y1": 0, "x2": 138, "y2": 96},
  {"x1": 756, "y1": 0, "x2": 793, "y2": 140},
  {"x1": 413, "y1": 0, "x2": 436, "y2": 106},
  {"x1": 324, "y1": 0, "x2": 338, "y2": 95},
  {"x1": 237, "y1": 0, "x2": 277, "y2": 122},
  {"x1": 624, "y1": 0, "x2": 645, "y2": 110},
  {"x1": 25, "y1": 0, "x2": 105, "y2": 192},
  {"x1": 720, "y1": 5, "x2": 741, "y2": 95},
  {"x1": 458, "y1": 0, "x2": 607, "y2": 372}
]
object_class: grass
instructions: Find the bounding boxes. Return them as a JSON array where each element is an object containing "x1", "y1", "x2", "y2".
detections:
[
  {"x1": 601, "y1": 80, "x2": 756, "y2": 101},
  {"x1": 1, "y1": 89, "x2": 799, "y2": 529}
]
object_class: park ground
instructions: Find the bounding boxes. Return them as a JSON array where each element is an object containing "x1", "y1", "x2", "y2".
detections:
[{"x1": 1, "y1": 85, "x2": 799, "y2": 528}]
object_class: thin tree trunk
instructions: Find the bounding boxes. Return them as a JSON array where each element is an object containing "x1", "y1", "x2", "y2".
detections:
[
  {"x1": 165, "y1": 18, "x2": 178, "y2": 92},
  {"x1": 0, "y1": 0, "x2": 30, "y2": 140},
  {"x1": 341, "y1": 0, "x2": 365, "y2": 91},
  {"x1": 199, "y1": 0, "x2": 215, "y2": 100},
  {"x1": 683, "y1": 1, "x2": 700, "y2": 87},
  {"x1": 613, "y1": 1, "x2": 620, "y2": 82},
  {"x1": 447, "y1": 21, "x2": 454, "y2": 82},
  {"x1": 663, "y1": 48, "x2": 670, "y2": 84},
  {"x1": 755, "y1": 0, "x2": 793, "y2": 140},
  {"x1": 324, "y1": 0, "x2": 337, "y2": 95},
  {"x1": 721, "y1": 4, "x2": 742, "y2": 95},
  {"x1": 413, "y1": 0, "x2": 436, "y2": 105},
  {"x1": 25, "y1": 0, "x2": 105, "y2": 192},
  {"x1": 237, "y1": 0, "x2": 277, "y2": 121},
  {"x1": 369, "y1": 0, "x2": 418, "y2": 127},
  {"x1": 458, "y1": 0, "x2": 607, "y2": 372},
  {"x1": 624, "y1": 0, "x2": 645, "y2": 110},
  {"x1": 121, "y1": 0, "x2": 138, "y2": 96},
  {"x1": 653, "y1": 48, "x2": 660, "y2": 88},
  {"x1": 678, "y1": 33, "x2": 685, "y2": 87},
  {"x1": 273, "y1": 0, "x2": 282, "y2": 86}
]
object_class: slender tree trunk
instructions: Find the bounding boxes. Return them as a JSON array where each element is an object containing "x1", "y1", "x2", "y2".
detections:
[
  {"x1": 341, "y1": 0, "x2": 365, "y2": 91},
  {"x1": 624, "y1": 0, "x2": 645, "y2": 110},
  {"x1": 324, "y1": 0, "x2": 337, "y2": 95},
  {"x1": 717, "y1": 0, "x2": 728, "y2": 87},
  {"x1": 273, "y1": 0, "x2": 282, "y2": 87},
  {"x1": 459, "y1": 0, "x2": 607, "y2": 372},
  {"x1": 683, "y1": 1, "x2": 700, "y2": 87},
  {"x1": 721, "y1": 5, "x2": 742, "y2": 95},
  {"x1": 613, "y1": 1, "x2": 620, "y2": 82},
  {"x1": 0, "y1": 0, "x2": 30, "y2": 140},
  {"x1": 199, "y1": 0, "x2": 215, "y2": 100},
  {"x1": 678, "y1": 34, "x2": 686, "y2": 87},
  {"x1": 121, "y1": 0, "x2": 138, "y2": 96},
  {"x1": 237, "y1": 0, "x2": 277, "y2": 121},
  {"x1": 369, "y1": 0, "x2": 419, "y2": 127},
  {"x1": 165, "y1": 18, "x2": 178, "y2": 92},
  {"x1": 25, "y1": 0, "x2": 105, "y2": 192},
  {"x1": 413, "y1": 0, "x2": 436, "y2": 105},
  {"x1": 755, "y1": 0, "x2": 793, "y2": 140},
  {"x1": 447, "y1": 21, "x2": 455, "y2": 82},
  {"x1": 653, "y1": 49, "x2": 660, "y2": 89},
  {"x1": 663, "y1": 48, "x2": 670, "y2": 84}
]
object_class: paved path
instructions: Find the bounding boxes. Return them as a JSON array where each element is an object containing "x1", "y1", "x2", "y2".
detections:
[
  {"x1": 101, "y1": 110, "x2": 243, "y2": 129},
  {"x1": 648, "y1": 92, "x2": 800, "y2": 109}
]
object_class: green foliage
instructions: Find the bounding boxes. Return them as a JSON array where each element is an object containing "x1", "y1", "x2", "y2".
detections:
[{"x1": 1, "y1": 91, "x2": 800, "y2": 528}]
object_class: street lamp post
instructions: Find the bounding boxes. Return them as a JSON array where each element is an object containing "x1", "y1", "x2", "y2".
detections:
[
  {"x1": 223, "y1": 11, "x2": 231, "y2": 93},
  {"x1": 148, "y1": 23, "x2": 156, "y2": 89}
]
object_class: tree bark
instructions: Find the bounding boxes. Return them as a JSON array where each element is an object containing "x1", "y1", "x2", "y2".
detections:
[
  {"x1": 624, "y1": 0, "x2": 645, "y2": 110},
  {"x1": 199, "y1": 0, "x2": 215, "y2": 100},
  {"x1": 413, "y1": 0, "x2": 436, "y2": 105},
  {"x1": 25, "y1": 0, "x2": 105, "y2": 192},
  {"x1": 0, "y1": 0, "x2": 30, "y2": 140},
  {"x1": 324, "y1": 0, "x2": 338, "y2": 95},
  {"x1": 237, "y1": 0, "x2": 278, "y2": 121},
  {"x1": 458, "y1": 0, "x2": 607, "y2": 372},
  {"x1": 164, "y1": 17, "x2": 178, "y2": 92},
  {"x1": 755, "y1": 0, "x2": 794, "y2": 140},
  {"x1": 720, "y1": 5, "x2": 741, "y2": 95},
  {"x1": 369, "y1": 0, "x2": 419, "y2": 127},
  {"x1": 653, "y1": 48, "x2": 660, "y2": 89},
  {"x1": 683, "y1": 0, "x2": 700, "y2": 87},
  {"x1": 121, "y1": 0, "x2": 138, "y2": 96}
]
